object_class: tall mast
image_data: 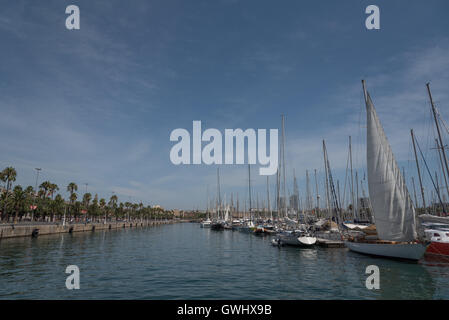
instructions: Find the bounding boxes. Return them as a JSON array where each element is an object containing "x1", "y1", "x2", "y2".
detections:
[
  {"x1": 248, "y1": 164, "x2": 252, "y2": 221},
  {"x1": 323, "y1": 140, "x2": 331, "y2": 219},
  {"x1": 230, "y1": 193, "x2": 234, "y2": 219},
  {"x1": 276, "y1": 169, "x2": 280, "y2": 219},
  {"x1": 236, "y1": 193, "x2": 239, "y2": 219},
  {"x1": 314, "y1": 169, "x2": 320, "y2": 217},
  {"x1": 306, "y1": 170, "x2": 311, "y2": 212},
  {"x1": 349, "y1": 136, "x2": 356, "y2": 221},
  {"x1": 427, "y1": 83, "x2": 449, "y2": 205},
  {"x1": 435, "y1": 171, "x2": 441, "y2": 205},
  {"x1": 281, "y1": 114, "x2": 287, "y2": 218},
  {"x1": 217, "y1": 167, "x2": 221, "y2": 220},
  {"x1": 266, "y1": 176, "x2": 271, "y2": 220},
  {"x1": 435, "y1": 138, "x2": 449, "y2": 202},
  {"x1": 411, "y1": 129, "x2": 426, "y2": 211},
  {"x1": 293, "y1": 169, "x2": 299, "y2": 212},
  {"x1": 337, "y1": 180, "x2": 341, "y2": 219},
  {"x1": 356, "y1": 170, "x2": 359, "y2": 221},
  {"x1": 207, "y1": 184, "x2": 210, "y2": 218}
]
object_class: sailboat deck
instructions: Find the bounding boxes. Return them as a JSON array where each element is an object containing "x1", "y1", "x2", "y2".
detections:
[{"x1": 316, "y1": 238, "x2": 345, "y2": 248}]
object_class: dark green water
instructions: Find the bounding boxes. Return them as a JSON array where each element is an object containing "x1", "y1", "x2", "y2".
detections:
[{"x1": 1, "y1": 222, "x2": 449, "y2": 299}]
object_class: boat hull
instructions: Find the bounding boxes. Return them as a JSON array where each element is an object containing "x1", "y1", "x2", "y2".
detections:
[
  {"x1": 211, "y1": 223, "x2": 224, "y2": 231},
  {"x1": 279, "y1": 234, "x2": 317, "y2": 247},
  {"x1": 345, "y1": 241, "x2": 428, "y2": 261},
  {"x1": 426, "y1": 241, "x2": 449, "y2": 256},
  {"x1": 298, "y1": 236, "x2": 317, "y2": 246}
]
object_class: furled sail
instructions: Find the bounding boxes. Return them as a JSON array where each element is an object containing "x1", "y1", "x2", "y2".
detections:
[{"x1": 365, "y1": 84, "x2": 417, "y2": 242}]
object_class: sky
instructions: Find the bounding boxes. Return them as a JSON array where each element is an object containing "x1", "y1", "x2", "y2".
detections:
[{"x1": 1, "y1": 0, "x2": 449, "y2": 210}]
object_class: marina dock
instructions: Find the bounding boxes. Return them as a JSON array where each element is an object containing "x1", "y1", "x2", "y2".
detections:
[{"x1": 0, "y1": 220, "x2": 176, "y2": 239}]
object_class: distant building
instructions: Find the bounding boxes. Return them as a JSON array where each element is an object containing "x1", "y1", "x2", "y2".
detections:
[{"x1": 172, "y1": 209, "x2": 182, "y2": 217}]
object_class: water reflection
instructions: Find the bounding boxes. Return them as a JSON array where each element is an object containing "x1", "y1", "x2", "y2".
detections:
[{"x1": 0, "y1": 223, "x2": 448, "y2": 299}]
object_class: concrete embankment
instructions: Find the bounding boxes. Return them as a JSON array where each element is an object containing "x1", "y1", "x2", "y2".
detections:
[{"x1": 0, "y1": 220, "x2": 176, "y2": 239}]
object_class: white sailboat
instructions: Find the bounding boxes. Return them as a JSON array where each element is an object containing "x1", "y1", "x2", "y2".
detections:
[{"x1": 345, "y1": 80, "x2": 428, "y2": 261}]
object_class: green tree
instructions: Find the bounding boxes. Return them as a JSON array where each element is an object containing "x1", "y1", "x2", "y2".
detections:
[
  {"x1": 1, "y1": 167, "x2": 17, "y2": 221},
  {"x1": 67, "y1": 183, "x2": 78, "y2": 220},
  {"x1": 11, "y1": 185, "x2": 26, "y2": 222}
]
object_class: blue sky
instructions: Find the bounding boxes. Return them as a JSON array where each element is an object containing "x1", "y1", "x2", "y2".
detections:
[{"x1": 1, "y1": 0, "x2": 449, "y2": 210}]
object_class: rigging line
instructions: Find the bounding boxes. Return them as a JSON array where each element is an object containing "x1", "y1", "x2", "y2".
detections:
[
  {"x1": 415, "y1": 135, "x2": 446, "y2": 214},
  {"x1": 434, "y1": 102, "x2": 449, "y2": 137}
]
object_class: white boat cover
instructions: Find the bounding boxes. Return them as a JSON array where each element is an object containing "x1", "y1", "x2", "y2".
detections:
[{"x1": 418, "y1": 214, "x2": 449, "y2": 225}]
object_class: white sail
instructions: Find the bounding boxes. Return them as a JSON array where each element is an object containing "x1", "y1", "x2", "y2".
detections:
[
  {"x1": 224, "y1": 205, "x2": 229, "y2": 222},
  {"x1": 365, "y1": 88, "x2": 417, "y2": 242}
]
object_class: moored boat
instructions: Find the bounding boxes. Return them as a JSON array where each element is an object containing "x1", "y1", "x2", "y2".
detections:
[
  {"x1": 277, "y1": 230, "x2": 317, "y2": 247},
  {"x1": 345, "y1": 80, "x2": 429, "y2": 261},
  {"x1": 423, "y1": 224, "x2": 449, "y2": 257},
  {"x1": 211, "y1": 221, "x2": 224, "y2": 230},
  {"x1": 345, "y1": 240, "x2": 427, "y2": 260},
  {"x1": 200, "y1": 218, "x2": 212, "y2": 228}
]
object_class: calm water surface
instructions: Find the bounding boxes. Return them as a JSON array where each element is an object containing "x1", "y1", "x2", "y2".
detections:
[{"x1": 1, "y1": 222, "x2": 449, "y2": 299}]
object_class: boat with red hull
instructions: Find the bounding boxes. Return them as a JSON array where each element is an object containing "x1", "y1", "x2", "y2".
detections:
[{"x1": 424, "y1": 225, "x2": 449, "y2": 257}]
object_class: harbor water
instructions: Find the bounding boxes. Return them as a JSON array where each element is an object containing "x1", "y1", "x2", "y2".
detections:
[{"x1": 1, "y1": 222, "x2": 449, "y2": 299}]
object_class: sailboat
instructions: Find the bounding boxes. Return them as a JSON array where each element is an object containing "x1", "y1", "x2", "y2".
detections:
[
  {"x1": 201, "y1": 186, "x2": 212, "y2": 228},
  {"x1": 345, "y1": 80, "x2": 428, "y2": 260},
  {"x1": 211, "y1": 168, "x2": 225, "y2": 231}
]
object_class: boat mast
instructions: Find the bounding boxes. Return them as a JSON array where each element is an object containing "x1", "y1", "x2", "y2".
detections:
[
  {"x1": 266, "y1": 176, "x2": 271, "y2": 221},
  {"x1": 356, "y1": 170, "x2": 359, "y2": 221},
  {"x1": 293, "y1": 169, "x2": 299, "y2": 214},
  {"x1": 276, "y1": 167, "x2": 281, "y2": 219},
  {"x1": 306, "y1": 170, "x2": 311, "y2": 213},
  {"x1": 207, "y1": 184, "x2": 210, "y2": 219},
  {"x1": 248, "y1": 164, "x2": 252, "y2": 221},
  {"x1": 349, "y1": 136, "x2": 356, "y2": 222},
  {"x1": 434, "y1": 138, "x2": 449, "y2": 203},
  {"x1": 281, "y1": 115, "x2": 287, "y2": 218},
  {"x1": 427, "y1": 83, "x2": 449, "y2": 203},
  {"x1": 337, "y1": 180, "x2": 341, "y2": 219},
  {"x1": 411, "y1": 129, "x2": 427, "y2": 212},
  {"x1": 236, "y1": 192, "x2": 240, "y2": 219},
  {"x1": 314, "y1": 169, "x2": 320, "y2": 218},
  {"x1": 217, "y1": 168, "x2": 221, "y2": 220},
  {"x1": 323, "y1": 142, "x2": 331, "y2": 219}
]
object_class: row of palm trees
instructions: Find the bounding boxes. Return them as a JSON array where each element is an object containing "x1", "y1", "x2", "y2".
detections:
[{"x1": 0, "y1": 166, "x2": 173, "y2": 223}]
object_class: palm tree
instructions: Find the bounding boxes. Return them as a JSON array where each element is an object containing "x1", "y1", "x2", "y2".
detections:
[
  {"x1": 82, "y1": 192, "x2": 92, "y2": 221},
  {"x1": 67, "y1": 183, "x2": 78, "y2": 220},
  {"x1": 11, "y1": 185, "x2": 26, "y2": 223},
  {"x1": 49, "y1": 183, "x2": 59, "y2": 199},
  {"x1": 52, "y1": 194, "x2": 65, "y2": 221},
  {"x1": 1, "y1": 167, "x2": 17, "y2": 221},
  {"x1": 99, "y1": 198, "x2": 106, "y2": 222},
  {"x1": 39, "y1": 181, "x2": 52, "y2": 198},
  {"x1": 67, "y1": 182, "x2": 78, "y2": 197},
  {"x1": 109, "y1": 195, "x2": 118, "y2": 220}
]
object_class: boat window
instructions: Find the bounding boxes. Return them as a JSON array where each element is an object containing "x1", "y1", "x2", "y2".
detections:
[{"x1": 434, "y1": 233, "x2": 441, "y2": 237}]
